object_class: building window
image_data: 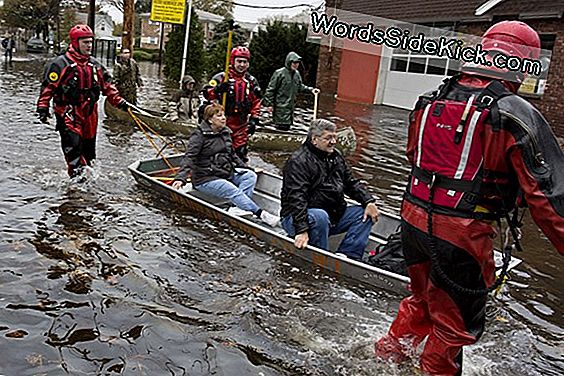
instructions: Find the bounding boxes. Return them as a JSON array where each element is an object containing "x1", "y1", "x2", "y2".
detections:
[
  {"x1": 390, "y1": 53, "x2": 452, "y2": 76},
  {"x1": 447, "y1": 59, "x2": 461, "y2": 77},
  {"x1": 426, "y1": 58, "x2": 447, "y2": 75},
  {"x1": 388, "y1": 22, "x2": 457, "y2": 76},
  {"x1": 390, "y1": 56, "x2": 408, "y2": 72},
  {"x1": 408, "y1": 57, "x2": 426, "y2": 73}
]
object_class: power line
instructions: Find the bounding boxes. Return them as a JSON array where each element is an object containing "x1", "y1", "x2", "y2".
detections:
[{"x1": 231, "y1": 1, "x2": 324, "y2": 11}]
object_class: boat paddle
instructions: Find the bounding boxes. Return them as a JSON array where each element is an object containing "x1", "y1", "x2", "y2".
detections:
[
  {"x1": 222, "y1": 20, "x2": 235, "y2": 108},
  {"x1": 312, "y1": 88, "x2": 320, "y2": 120},
  {"x1": 128, "y1": 103, "x2": 153, "y2": 117}
]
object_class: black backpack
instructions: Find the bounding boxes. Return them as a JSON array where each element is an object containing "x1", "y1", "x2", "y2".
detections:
[{"x1": 366, "y1": 231, "x2": 407, "y2": 276}]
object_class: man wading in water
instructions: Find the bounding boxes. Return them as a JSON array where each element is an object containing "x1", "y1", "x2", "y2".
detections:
[{"x1": 36, "y1": 24, "x2": 129, "y2": 178}]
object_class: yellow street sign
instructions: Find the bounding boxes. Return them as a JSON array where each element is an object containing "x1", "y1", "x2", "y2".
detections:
[{"x1": 150, "y1": 0, "x2": 186, "y2": 25}]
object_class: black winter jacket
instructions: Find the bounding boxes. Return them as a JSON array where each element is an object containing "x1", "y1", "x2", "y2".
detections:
[
  {"x1": 280, "y1": 139, "x2": 374, "y2": 234},
  {"x1": 175, "y1": 120, "x2": 248, "y2": 186}
]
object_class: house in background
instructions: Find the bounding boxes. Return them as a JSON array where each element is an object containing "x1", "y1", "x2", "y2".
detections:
[
  {"x1": 76, "y1": 12, "x2": 118, "y2": 60},
  {"x1": 237, "y1": 21, "x2": 264, "y2": 40},
  {"x1": 76, "y1": 13, "x2": 115, "y2": 38},
  {"x1": 197, "y1": 9, "x2": 224, "y2": 45},
  {"x1": 317, "y1": 0, "x2": 563, "y2": 131},
  {"x1": 139, "y1": 14, "x2": 173, "y2": 49}
]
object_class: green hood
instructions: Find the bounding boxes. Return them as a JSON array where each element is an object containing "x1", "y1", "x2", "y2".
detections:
[{"x1": 285, "y1": 51, "x2": 302, "y2": 70}]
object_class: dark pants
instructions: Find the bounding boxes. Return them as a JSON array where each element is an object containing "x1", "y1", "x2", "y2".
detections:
[
  {"x1": 234, "y1": 145, "x2": 248, "y2": 163},
  {"x1": 376, "y1": 218, "x2": 491, "y2": 376},
  {"x1": 4, "y1": 48, "x2": 12, "y2": 61},
  {"x1": 281, "y1": 206, "x2": 373, "y2": 260},
  {"x1": 56, "y1": 115, "x2": 96, "y2": 177}
]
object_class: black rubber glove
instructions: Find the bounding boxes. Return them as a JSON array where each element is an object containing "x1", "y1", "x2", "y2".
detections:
[
  {"x1": 118, "y1": 100, "x2": 131, "y2": 111},
  {"x1": 247, "y1": 117, "x2": 260, "y2": 135},
  {"x1": 215, "y1": 81, "x2": 230, "y2": 95},
  {"x1": 37, "y1": 107, "x2": 50, "y2": 124}
]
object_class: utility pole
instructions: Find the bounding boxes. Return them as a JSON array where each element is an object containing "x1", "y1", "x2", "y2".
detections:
[
  {"x1": 123, "y1": 0, "x2": 135, "y2": 51},
  {"x1": 158, "y1": 22, "x2": 165, "y2": 66},
  {"x1": 88, "y1": 0, "x2": 95, "y2": 31},
  {"x1": 180, "y1": 0, "x2": 194, "y2": 88},
  {"x1": 56, "y1": 0, "x2": 61, "y2": 52}
]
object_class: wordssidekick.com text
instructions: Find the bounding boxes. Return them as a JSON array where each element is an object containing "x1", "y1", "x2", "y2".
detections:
[{"x1": 310, "y1": 12, "x2": 543, "y2": 77}]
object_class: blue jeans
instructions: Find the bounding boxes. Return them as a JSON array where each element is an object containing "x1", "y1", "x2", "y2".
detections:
[
  {"x1": 281, "y1": 205, "x2": 372, "y2": 260},
  {"x1": 195, "y1": 168, "x2": 260, "y2": 213}
]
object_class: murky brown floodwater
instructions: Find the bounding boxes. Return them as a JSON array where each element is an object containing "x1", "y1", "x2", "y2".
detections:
[{"x1": 0, "y1": 57, "x2": 561, "y2": 375}]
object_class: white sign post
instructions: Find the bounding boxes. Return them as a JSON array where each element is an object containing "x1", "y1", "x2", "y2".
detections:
[{"x1": 180, "y1": 0, "x2": 194, "y2": 89}]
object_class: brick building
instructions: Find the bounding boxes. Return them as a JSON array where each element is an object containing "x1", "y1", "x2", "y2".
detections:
[
  {"x1": 316, "y1": 0, "x2": 564, "y2": 133},
  {"x1": 139, "y1": 13, "x2": 173, "y2": 49}
]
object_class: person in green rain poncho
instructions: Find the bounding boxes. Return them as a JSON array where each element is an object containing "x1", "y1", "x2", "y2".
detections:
[{"x1": 263, "y1": 51, "x2": 319, "y2": 131}]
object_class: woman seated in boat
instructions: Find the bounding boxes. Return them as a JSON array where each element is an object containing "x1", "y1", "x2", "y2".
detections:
[{"x1": 171, "y1": 102, "x2": 280, "y2": 227}]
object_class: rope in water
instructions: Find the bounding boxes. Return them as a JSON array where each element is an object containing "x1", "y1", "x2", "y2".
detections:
[{"x1": 127, "y1": 107, "x2": 182, "y2": 171}]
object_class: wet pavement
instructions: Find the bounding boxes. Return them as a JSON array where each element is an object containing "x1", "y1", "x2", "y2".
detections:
[{"x1": 0, "y1": 58, "x2": 562, "y2": 375}]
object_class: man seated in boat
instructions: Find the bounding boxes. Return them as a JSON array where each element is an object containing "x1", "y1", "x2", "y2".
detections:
[
  {"x1": 280, "y1": 119, "x2": 379, "y2": 260},
  {"x1": 171, "y1": 103, "x2": 279, "y2": 227}
]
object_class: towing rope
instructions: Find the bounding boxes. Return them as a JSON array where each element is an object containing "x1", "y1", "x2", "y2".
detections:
[{"x1": 127, "y1": 107, "x2": 182, "y2": 171}]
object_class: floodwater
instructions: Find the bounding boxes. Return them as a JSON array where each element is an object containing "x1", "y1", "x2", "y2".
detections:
[{"x1": 0, "y1": 58, "x2": 562, "y2": 375}]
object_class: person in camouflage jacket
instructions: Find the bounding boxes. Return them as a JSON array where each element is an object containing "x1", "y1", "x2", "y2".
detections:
[{"x1": 113, "y1": 48, "x2": 143, "y2": 104}]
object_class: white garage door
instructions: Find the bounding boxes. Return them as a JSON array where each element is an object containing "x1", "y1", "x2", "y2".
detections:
[{"x1": 381, "y1": 52, "x2": 460, "y2": 110}]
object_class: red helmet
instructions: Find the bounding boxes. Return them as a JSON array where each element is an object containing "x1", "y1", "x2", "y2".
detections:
[
  {"x1": 69, "y1": 24, "x2": 94, "y2": 49},
  {"x1": 230, "y1": 46, "x2": 250, "y2": 65},
  {"x1": 482, "y1": 21, "x2": 541, "y2": 60},
  {"x1": 463, "y1": 21, "x2": 541, "y2": 82}
]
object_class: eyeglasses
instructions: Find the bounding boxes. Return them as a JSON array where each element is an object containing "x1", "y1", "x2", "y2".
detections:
[{"x1": 316, "y1": 134, "x2": 337, "y2": 142}]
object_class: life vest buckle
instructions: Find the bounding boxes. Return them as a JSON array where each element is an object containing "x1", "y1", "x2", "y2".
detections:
[{"x1": 481, "y1": 95, "x2": 494, "y2": 106}]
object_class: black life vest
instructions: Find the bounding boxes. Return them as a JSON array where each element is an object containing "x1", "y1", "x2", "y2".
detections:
[{"x1": 53, "y1": 56, "x2": 101, "y2": 107}]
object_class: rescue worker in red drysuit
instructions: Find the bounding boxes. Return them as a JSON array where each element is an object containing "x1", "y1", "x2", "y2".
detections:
[
  {"x1": 375, "y1": 20, "x2": 564, "y2": 375},
  {"x1": 36, "y1": 24, "x2": 129, "y2": 177},
  {"x1": 202, "y1": 46, "x2": 261, "y2": 162}
]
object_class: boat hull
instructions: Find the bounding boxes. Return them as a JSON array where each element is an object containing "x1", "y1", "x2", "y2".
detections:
[
  {"x1": 129, "y1": 155, "x2": 521, "y2": 295},
  {"x1": 106, "y1": 100, "x2": 357, "y2": 154},
  {"x1": 129, "y1": 155, "x2": 411, "y2": 294}
]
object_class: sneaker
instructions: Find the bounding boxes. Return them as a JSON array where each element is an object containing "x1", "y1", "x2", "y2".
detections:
[
  {"x1": 227, "y1": 207, "x2": 254, "y2": 217},
  {"x1": 260, "y1": 210, "x2": 280, "y2": 227},
  {"x1": 179, "y1": 182, "x2": 193, "y2": 192}
]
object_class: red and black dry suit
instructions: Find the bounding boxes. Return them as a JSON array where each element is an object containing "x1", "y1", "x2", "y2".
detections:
[
  {"x1": 376, "y1": 74, "x2": 564, "y2": 376},
  {"x1": 37, "y1": 45, "x2": 125, "y2": 176},
  {"x1": 202, "y1": 67, "x2": 261, "y2": 159}
]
